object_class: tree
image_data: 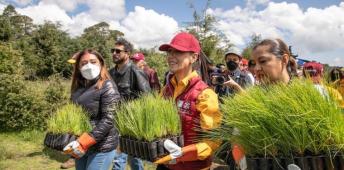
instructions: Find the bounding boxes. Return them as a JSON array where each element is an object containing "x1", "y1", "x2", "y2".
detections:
[
  {"x1": 0, "y1": 5, "x2": 18, "y2": 41},
  {"x1": 0, "y1": 5, "x2": 34, "y2": 42},
  {"x1": 139, "y1": 48, "x2": 169, "y2": 82},
  {"x1": 30, "y1": 21, "x2": 75, "y2": 78},
  {"x1": 0, "y1": 43, "x2": 53, "y2": 131},
  {"x1": 242, "y1": 34, "x2": 262, "y2": 59},
  {"x1": 78, "y1": 22, "x2": 124, "y2": 67},
  {"x1": 186, "y1": 0, "x2": 233, "y2": 64}
]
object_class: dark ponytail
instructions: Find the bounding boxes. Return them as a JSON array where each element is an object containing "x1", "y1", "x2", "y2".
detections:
[{"x1": 198, "y1": 50, "x2": 212, "y2": 85}]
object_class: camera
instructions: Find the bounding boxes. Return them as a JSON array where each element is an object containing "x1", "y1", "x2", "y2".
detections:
[
  {"x1": 211, "y1": 73, "x2": 228, "y2": 85},
  {"x1": 210, "y1": 64, "x2": 229, "y2": 85}
]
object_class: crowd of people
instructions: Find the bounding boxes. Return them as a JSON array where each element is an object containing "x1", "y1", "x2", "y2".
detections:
[{"x1": 58, "y1": 32, "x2": 344, "y2": 170}]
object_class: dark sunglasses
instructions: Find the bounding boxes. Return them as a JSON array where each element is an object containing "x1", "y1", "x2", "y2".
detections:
[{"x1": 111, "y1": 48, "x2": 126, "y2": 54}]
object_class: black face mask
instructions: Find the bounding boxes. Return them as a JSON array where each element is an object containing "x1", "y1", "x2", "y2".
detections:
[{"x1": 226, "y1": 61, "x2": 238, "y2": 71}]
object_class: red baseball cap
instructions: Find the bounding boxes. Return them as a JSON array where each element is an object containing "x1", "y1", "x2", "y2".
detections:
[
  {"x1": 241, "y1": 59, "x2": 248, "y2": 66},
  {"x1": 131, "y1": 53, "x2": 145, "y2": 61},
  {"x1": 159, "y1": 32, "x2": 201, "y2": 53},
  {"x1": 303, "y1": 62, "x2": 323, "y2": 76}
]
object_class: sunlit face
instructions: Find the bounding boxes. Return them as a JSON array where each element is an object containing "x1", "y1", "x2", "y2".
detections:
[
  {"x1": 252, "y1": 45, "x2": 287, "y2": 84},
  {"x1": 133, "y1": 60, "x2": 145, "y2": 70},
  {"x1": 79, "y1": 53, "x2": 101, "y2": 68},
  {"x1": 166, "y1": 48, "x2": 197, "y2": 73},
  {"x1": 112, "y1": 45, "x2": 129, "y2": 64}
]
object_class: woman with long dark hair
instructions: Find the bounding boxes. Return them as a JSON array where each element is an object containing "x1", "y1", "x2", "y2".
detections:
[{"x1": 63, "y1": 49, "x2": 121, "y2": 170}]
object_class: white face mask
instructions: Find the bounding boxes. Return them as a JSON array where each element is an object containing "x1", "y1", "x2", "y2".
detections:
[{"x1": 80, "y1": 63, "x2": 101, "y2": 80}]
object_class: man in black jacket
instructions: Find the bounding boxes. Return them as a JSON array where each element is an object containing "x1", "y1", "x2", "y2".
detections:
[
  {"x1": 109, "y1": 39, "x2": 150, "y2": 170},
  {"x1": 109, "y1": 39, "x2": 151, "y2": 101}
]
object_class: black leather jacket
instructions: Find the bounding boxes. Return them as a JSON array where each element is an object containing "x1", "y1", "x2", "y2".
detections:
[
  {"x1": 71, "y1": 79, "x2": 121, "y2": 152},
  {"x1": 109, "y1": 61, "x2": 151, "y2": 101}
]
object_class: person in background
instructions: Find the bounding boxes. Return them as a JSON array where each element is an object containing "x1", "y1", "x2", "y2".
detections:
[
  {"x1": 212, "y1": 49, "x2": 253, "y2": 97},
  {"x1": 131, "y1": 52, "x2": 161, "y2": 91},
  {"x1": 63, "y1": 49, "x2": 121, "y2": 170},
  {"x1": 247, "y1": 59, "x2": 256, "y2": 85},
  {"x1": 329, "y1": 68, "x2": 344, "y2": 95},
  {"x1": 303, "y1": 62, "x2": 344, "y2": 108},
  {"x1": 154, "y1": 32, "x2": 222, "y2": 170},
  {"x1": 329, "y1": 68, "x2": 343, "y2": 83},
  {"x1": 239, "y1": 58, "x2": 248, "y2": 71},
  {"x1": 109, "y1": 39, "x2": 150, "y2": 170}
]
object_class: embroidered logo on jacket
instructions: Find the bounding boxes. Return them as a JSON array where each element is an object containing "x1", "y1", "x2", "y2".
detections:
[{"x1": 177, "y1": 100, "x2": 191, "y2": 114}]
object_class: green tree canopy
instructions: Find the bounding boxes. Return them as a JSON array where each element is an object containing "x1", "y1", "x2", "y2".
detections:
[{"x1": 79, "y1": 22, "x2": 124, "y2": 67}]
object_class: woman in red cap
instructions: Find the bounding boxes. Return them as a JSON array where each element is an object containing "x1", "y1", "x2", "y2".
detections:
[{"x1": 154, "y1": 32, "x2": 222, "y2": 170}]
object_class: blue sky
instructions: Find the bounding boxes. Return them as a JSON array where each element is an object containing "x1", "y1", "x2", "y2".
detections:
[
  {"x1": 1, "y1": 0, "x2": 344, "y2": 66},
  {"x1": 125, "y1": 0, "x2": 342, "y2": 25}
]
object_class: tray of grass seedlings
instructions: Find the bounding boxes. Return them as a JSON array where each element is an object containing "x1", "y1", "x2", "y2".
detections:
[
  {"x1": 205, "y1": 79, "x2": 344, "y2": 170},
  {"x1": 114, "y1": 92, "x2": 183, "y2": 162},
  {"x1": 44, "y1": 103, "x2": 92, "y2": 151}
]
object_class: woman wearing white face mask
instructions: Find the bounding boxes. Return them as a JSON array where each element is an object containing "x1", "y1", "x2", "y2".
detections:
[{"x1": 63, "y1": 49, "x2": 121, "y2": 170}]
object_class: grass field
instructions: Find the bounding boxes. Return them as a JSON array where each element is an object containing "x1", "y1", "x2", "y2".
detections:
[
  {"x1": 0, "y1": 130, "x2": 159, "y2": 170},
  {"x1": 0, "y1": 130, "x2": 70, "y2": 170}
]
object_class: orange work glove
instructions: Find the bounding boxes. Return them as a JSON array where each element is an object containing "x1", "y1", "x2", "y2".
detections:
[
  {"x1": 154, "y1": 139, "x2": 198, "y2": 164},
  {"x1": 63, "y1": 133, "x2": 96, "y2": 159}
]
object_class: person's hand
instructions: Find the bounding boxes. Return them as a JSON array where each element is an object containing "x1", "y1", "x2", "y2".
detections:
[
  {"x1": 287, "y1": 164, "x2": 301, "y2": 170},
  {"x1": 223, "y1": 77, "x2": 239, "y2": 88},
  {"x1": 154, "y1": 139, "x2": 182, "y2": 164},
  {"x1": 154, "y1": 139, "x2": 198, "y2": 165},
  {"x1": 63, "y1": 133, "x2": 96, "y2": 159},
  {"x1": 223, "y1": 78, "x2": 244, "y2": 93}
]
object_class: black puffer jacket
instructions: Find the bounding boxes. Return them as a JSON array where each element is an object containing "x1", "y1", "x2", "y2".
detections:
[
  {"x1": 71, "y1": 79, "x2": 121, "y2": 152},
  {"x1": 109, "y1": 61, "x2": 151, "y2": 101}
]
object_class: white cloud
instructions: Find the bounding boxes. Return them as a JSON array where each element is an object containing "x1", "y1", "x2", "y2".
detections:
[
  {"x1": 40, "y1": 0, "x2": 126, "y2": 20},
  {"x1": 0, "y1": 3, "x2": 5, "y2": 13},
  {"x1": 12, "y1": 0, "x2": 126, "y2": 36},
  {"x1": 17, "y1": 1, "x2": 73, "y2": 27},
  {"x1": 85, "y1": 0, "x2": 126, "y2": 21},
  {"x1": 7, "y1": 1, "x2": 178, "y2": 50},
  {"x1": 246, "y1": 0, "x2": 270, "y2": 9},
  {"x1": 208, "y1": 1, "x2": 344, "y2": 66},
  {"x1": 67, "y1": 12, "x2": 97, "y2": 36},
  {"x1": 41, "y1": 0, "x2": 80, "y2": 12},
  {"x1": 118, "y1": 6, "x2": 179, "y2": 49}
]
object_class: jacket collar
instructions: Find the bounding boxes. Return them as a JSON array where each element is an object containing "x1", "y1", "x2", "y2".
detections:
[
  {"x1": 82, "y1": 76, "x2": 100, "y2": 88},
  {"x1": 170, "y1": 71, "x2": 199, "y2": 88},
  {"x1": 115, "y1": 60, "x2": 133, "y2": 75},
  {"x1": 229, "y1": 68, "x2": 241, "y2": 77}
]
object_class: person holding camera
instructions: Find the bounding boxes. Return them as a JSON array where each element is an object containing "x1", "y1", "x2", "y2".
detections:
[{"x1": 212, "y1": 49, "x2": 253, "y2": 96}]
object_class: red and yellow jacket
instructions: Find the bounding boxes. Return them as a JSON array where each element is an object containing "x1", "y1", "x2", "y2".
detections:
[{"x1": 159, "y1": 71, "x2": 222, "y2": 170}]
